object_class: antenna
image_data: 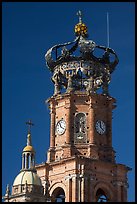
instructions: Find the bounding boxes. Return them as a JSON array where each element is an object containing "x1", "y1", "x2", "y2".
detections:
[{"x1": 107, "y1": 12, "x2": 110, "y2": 48}]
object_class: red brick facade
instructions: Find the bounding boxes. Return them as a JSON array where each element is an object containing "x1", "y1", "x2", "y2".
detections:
[{"x1": 36, "y1": 91, "x2": 130, "y2": 202}]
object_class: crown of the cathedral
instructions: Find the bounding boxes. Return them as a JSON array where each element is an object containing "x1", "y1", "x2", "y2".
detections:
[{"x1": 45, "y1": 11, "x2": 119, "y2": 96}]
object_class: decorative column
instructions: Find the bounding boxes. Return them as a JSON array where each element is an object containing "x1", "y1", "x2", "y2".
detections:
[
  {"x1": 81, "y1": 164, "x2": 85, "y2": 202},
  {"x1": 88, "y1": 97, "x2": 95, "y2": 144},
  {"x1": 115, "y1": 181, "x2": 128, "y2": 202},
  {"x1": 22, "y1": 154, "x2": 24, "y2": 169},
  {"x1": 81, "y1": 176, "x2": 84, "y2": 202},
  {"x1": 50, "y1": 101, "x2": 56, "y2": 148},
  {"x1": 89, "y1": 176, "x2": 95, "y2": 202},
  {"x1": 65, "y1": 176, "x2": 72, "y2": 202},
  {"x1": 25, "y1": 153, "x2": 27, "y2": 169},
  {"x1": 106, "y1": 98, "x2": 113, "y2": 147},
  {"x1": 77, "y1": 163, "x2": 82, "y2": 202},
  {"x1": 65, "y1": 99, "x2": 71, "y2": 144},
  {"x1": 71, "y1": 175, "x2": 78, "y2": 202},
  {"x1": 87, "y1": 176, "x2": 91, "y2": 202},
  {"x1": 122, "y1": 182, "x2": 129, "y2": 202}
]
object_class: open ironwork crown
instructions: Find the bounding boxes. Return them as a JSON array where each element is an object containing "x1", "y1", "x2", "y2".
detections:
[{"x1": 45, "y1": 11, "x2": 119, "y2": 96}]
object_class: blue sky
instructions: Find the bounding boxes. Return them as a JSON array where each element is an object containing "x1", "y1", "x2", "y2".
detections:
[{"x1": 2, "y1": 2, "x2": 135, "y2": 201}]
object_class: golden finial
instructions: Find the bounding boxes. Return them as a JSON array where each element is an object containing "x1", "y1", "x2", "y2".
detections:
[
  {"x1": 75, "y1": 10, "x2": 88, "y2": 37},
  {"x1": 23, "y1": 119, "x2": 35, "y2": 152}
]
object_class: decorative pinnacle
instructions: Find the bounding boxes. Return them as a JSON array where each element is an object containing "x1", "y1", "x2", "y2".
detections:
[
  {"x1": 26, "y1": 119, "x2": 34, "y2": 134},
  {"x1": 5, "y1": 184, "x2": 10, "y2": 196},
  {"x1": 77, "y1": 10, "x2": 82, "y2": 23}
]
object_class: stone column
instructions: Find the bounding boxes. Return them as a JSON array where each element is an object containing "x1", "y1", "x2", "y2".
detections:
[
  {"x1": 72, "y1": 175, "x2": 77, "y2": 202},
  {"x1": 81, "y1": 164, "x2": 85, "y2": 202},
  {"x1": 87, "y1": 177, "x2": 91, "y2": 202},
  {"x1": 81, "y1": 176, "x2": 84, "y2": 202},
  {"x1": 25, "y1": 153, "x2": 27, "y2": 169},
  {"x1": 106, "y1": 99, "x2": 112, "y2": 147},
  {"x1": 122, "y1": 183, "x2": 128, "y2": 202},
  {"x1": 89, "y1": 176, "x2": 95, "y2": 202},
  {"x1": 22, "y1": 154, "x2": 24, "y2": 169},
  {"x1": 116, "y1": 181, "x2": 123, "y2": 202},
  {"x1": 65, "y1": 101, "x2": 71, "y2": 144},
  {"x1": 65, "y1": 176, "x2": 72, "y2": 202},
  {"x1": 30, "y1": 154, "x2": 34, "y2": 169},
  {"x1": 107, "y1": 111, "x2": 112, "y2": 145},
  {"x1": 50, "y1": 102, "x2": 55, "y2": 148},
  {"x1": 88, "y1": 98, "x2": 95, "y2": 144}
]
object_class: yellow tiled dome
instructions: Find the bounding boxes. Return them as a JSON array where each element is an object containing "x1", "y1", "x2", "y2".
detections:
[
  {"x1": 23, "y1": 145, "x2": 35, "y2": 152},
  {"x1": 13, "y1": 171, "x2": 42, "y2": 186}
]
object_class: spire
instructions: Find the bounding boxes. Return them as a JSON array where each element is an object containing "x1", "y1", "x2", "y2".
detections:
[
  {"x1": 26, "y1": 120, "x2": 34, "y2": 146},
  {"x1": 22, "y1": 120, "x2": 35, "y2": 170},
  {"x1": 27, "y1": 133, "x2": 32, "y2": 146},
  {"x1": 5, "y1": 184, "x2": 10, "y2": 197},
  {"x1": 77, "y1": 10, "x2": 83, "y2": 23}
]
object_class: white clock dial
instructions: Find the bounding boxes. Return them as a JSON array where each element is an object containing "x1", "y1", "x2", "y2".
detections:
[
  {"x1": 95, "y1": 120, "x2": 106, "y2": 135},
  {"x1": 56, "y1": 119, "x2": 66, "y2": 135}
]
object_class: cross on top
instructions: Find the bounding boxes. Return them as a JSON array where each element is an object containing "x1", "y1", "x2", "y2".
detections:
[
  {"x1": 26, "y1": 119, "x2": 34, "y2": 133},
  {"x1": 77, "y1": 10, "x2": 83, "y2": 23}
]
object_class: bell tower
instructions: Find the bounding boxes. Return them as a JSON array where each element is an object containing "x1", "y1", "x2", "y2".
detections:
[
  {"x1": 36, "y1": 11, "x2": 131, "y2": 202},
  {"x1": 46, "y1": 92, "x2": 116, "y2": 165}
]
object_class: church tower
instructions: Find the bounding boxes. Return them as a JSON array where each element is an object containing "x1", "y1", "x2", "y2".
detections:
[
  {"x1": 35, "y1": 11, "x2": 131, "y2": 202},
  {"x1": 3, "y1": 11, "x2": 131, "y2": 202}
]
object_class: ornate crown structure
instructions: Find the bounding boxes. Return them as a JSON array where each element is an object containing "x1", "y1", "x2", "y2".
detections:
[{"x1": 45, "y1": 11, "x2": 119, "y2": 96}]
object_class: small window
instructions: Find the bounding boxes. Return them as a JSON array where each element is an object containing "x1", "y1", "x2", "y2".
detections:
[
  {"x1": 96, "y1": 188, "x2": 108, "y2": 202},
  {"x1": 97, "y1": 194, "x2": 107, "y2": 202}
]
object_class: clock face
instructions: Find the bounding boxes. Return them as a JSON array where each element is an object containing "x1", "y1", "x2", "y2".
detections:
[
  {"x1": 95, "y1": 120, "x2": 106, "y2": 135},
  {"x1": 56, "y1": 119, "x2": 66, "y2": 135}
]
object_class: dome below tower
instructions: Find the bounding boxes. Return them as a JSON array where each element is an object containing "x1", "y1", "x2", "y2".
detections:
[
  {"x1": 3, "y1": 120, "x2": 46, "y2": 202},
  {"x1": 13, "y1": 170, "x2": 42, "y2": 186}
]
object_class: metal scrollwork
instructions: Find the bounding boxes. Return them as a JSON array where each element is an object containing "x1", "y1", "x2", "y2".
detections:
[{"x1": 45, "y1": 18, "x2": 119, "y2": 96}]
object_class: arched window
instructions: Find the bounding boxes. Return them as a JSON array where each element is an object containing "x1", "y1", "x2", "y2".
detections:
[
  {"x1": 31, "y1": 154, "x2": 35, "y2": 168},
  {"x1": 74, "y1": 113, "x2": 87, "y2": 143},
  {"x1": 51, "y1": 187, "x2": 65, "y2": 202},
  {"x1": 96, "y1": 188, "x2": 108, "y2": 202},
  {"x1": 26, "y1": 153, "x2": 30, "y2": 169},
  {"x1": 23, "y1": 154, "x2": 25, "y2": 169}
]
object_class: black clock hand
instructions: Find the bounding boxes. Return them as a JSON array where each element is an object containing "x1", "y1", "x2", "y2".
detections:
[
  {"x1": 99, "y1": 121, "x2": 104, "y2": 131},
  {"x1": 60, "y1": 123, "x2": 64, "y2": 129},
  {"x1": 99, "y1": 121, "x2": 102, "y2": 129},
  {"x1": 58, "y1": 123, "x2": 62, "y2": 129}
]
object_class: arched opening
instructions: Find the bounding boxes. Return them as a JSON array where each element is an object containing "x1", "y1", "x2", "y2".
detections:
[
  {"x1": 22, "y1": 154, "x2": 25, "y2": 169},
  {"x1": 31, "y1": 153, "x2": 35, "y2": 168},
  {"x1": 51, "y1": 187, "x2": 65, "y2": 202},
  {"x1": 74, "y1": 112, "x2": 87, "y2": 143},
  {"x1": 26, "y1": 153, "x2": 30, "y2": 169},
  {"x1": 96, "y1": 188, "x2": 108, "y2": 202}
]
